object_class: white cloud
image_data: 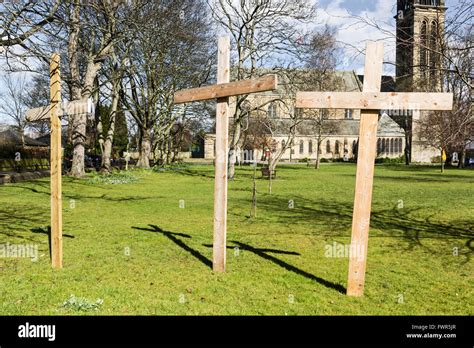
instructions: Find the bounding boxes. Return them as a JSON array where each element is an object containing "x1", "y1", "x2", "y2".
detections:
[{"x1": 315, "y1": 0, "x2": 397, "y2": 75}]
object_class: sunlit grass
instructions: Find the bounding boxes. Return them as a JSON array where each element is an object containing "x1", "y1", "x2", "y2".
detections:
[{"x1": 0, "y1": 163, "x2": 472, "y2": 315}]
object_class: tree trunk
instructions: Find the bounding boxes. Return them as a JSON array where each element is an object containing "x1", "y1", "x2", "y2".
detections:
[
  {"x1": 441, "y1": 150, "x2": 445, "y2": 173},
  {"x1": 137, "y1": 130, "x2": 152, "y2": 168},
  {"x1": 315, "y1": 141, "x2": 321, "y2": 169},
  {"x1": 250, "y1": 163, "x2": 257, "y2": 218},
  {"x1": 459, "y1": 149, "x2": 466, "y2": 169},
  {"x1": 20, "y1": 127, "x2": 25, "y2": 147},
  {"x1": 70, "y1": 113, "x2": 87, "y2": 178},
  {"x1": 404, "y1": 127, "x2": 412, "y2": 165},
  {"x1": 268, "y1": 157, "x2": 277, "y2": 172},
  {"x1": 102, "y1": 82, "x2": 120, "y2": 173},
  {"x1": 268, "y1": 157, "x2": 273, "y2": 195},
  {"x1": 228, "y1": 121, "x2": 242, "y2": 180}
]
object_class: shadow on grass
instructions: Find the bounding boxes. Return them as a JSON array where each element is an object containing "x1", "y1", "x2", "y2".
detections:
[
  {"x1": 0, "y1": 205, "x2": 49, "y2": 243},
  {"x1": 203, "y1": 241, "x2": 346, "y2": 294},
  {"x1": 0, "y1": 205, "x2": 75, "y2": 262},
  {"x1": 241, "y1": 194, "x2": 473, "y2": 263},
  {"x1": 6, "y1": 183, "x2": 160, "y2": 203},
  {"x1": 132, "y1": 224, "x2": 345, "y2": 293},
  {"x1": 173, "y1": 168, "x2": 215, "y2": 179},
  {"x1": 132, "y1": 224, "x2": 212, "y2": 269},
  {"x1": 30, "y1": 227, "x2": 75, "y2": 261},
  {"x1": 372, "y1": 174, "x2": 474, "y2": 184}
]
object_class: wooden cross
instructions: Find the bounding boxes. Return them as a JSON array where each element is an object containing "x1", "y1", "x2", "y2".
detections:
[
  {"x1": 173, "y1": 36, "x2": 278, "y2": 272},
  {"x1": 25, "y1": 54, "x2": 93, "y2": 269},
  {"x1": 295, "y1": 42, "x2": 453, "y2": 296}
]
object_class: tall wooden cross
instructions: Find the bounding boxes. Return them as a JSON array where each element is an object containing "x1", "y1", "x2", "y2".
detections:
[
  {"x1": 25, "y1": 54, "x2": 93, "y2": 269},
  {"x1": 173, "y1": 36, "x2": 278, "y2": 272},
  {"x1": 296, "y1": 42, "x2": 453, "y2": 296}
]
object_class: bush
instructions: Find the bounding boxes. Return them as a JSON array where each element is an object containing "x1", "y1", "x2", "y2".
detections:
[
  {"x1": 87, "y1": 171, "x2": 139, "y2": 185},
  {"x1": 62, "y1": 294, "x2": 103, "y2": 312},
  {"x1": 320, "y1": 158, "x2": 330, "y2": 163},
  {"x1": 152, "y1": 162, "x2": 189, "y2": 173},
  {"x1": 375, "y1": 156, "x2": 405, "y2": 164}
]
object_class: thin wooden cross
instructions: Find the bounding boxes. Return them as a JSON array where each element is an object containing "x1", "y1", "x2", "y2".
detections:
[
  {"x1": 25, "y1": 54, "x2": 93, "y2": 269},
  {"x1": 173, "y1": 36, "x2": 278, "y2": 272},
  {"x1": 296, "y1": 42, "x2": 453, "y2": 296}
]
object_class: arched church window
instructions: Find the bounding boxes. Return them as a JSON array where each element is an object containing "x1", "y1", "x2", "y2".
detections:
[
  {"x1": 420, "y1": 20, "x2": 428, "y2": 80},
  {"x1": 299, "y1": 140, "x2": 304, "y2": 154},
  {"x1": 377, "y1": 138, "x2": 382, "y2": 155},
  {"x1": 352, "y1": 140, "x2": 358, "y2": 155},
  {"x1": 398, "y1": 138, "x2": 403, "y2": 153},
  {"x1": 420, "y1": 0, "x2": 440, "y2": 5},
  {"x1": 344, "y1": 109, "x2": 353, "y2": 119},
  {"x1": 429, "y1": 21, "x2": 438, "y2": 88},
  {"x1": 308, "y1": 140, "x2": 313, "y2": 154},
  {"x1": 335, "y1": 140, "x2": 340, "y2": 155},
  {"x1": 268, "y1": 102, "x2": 277, "y2": 118},
  {"x1": 326, "y1": 140, "x2": 331, "y2": 154},
  {"x1": 390, "y1": 139, "x2": 395, "y2": 154}
]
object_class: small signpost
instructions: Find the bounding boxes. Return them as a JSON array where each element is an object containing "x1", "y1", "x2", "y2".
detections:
[
  {"x1": 25, "y1": 53, "x2": 93, "y2": 269},
  {"x1": 296, "y1": 42, "x2": 453, "y2": 296},
  {"x1": 173, "y1": 36, "x2": 278, "y2": 272}
]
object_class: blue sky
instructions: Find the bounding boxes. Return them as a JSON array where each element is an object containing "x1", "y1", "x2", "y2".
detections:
[
  {"x1": 319, "y1": 0, "x2": 380, "y2": 13},
  {"x1": 314, "y1": 0, "x2": 461, "y2": 74},
  {"x1": 0, "y1": 0, "x2": 463, "y2": 124}
]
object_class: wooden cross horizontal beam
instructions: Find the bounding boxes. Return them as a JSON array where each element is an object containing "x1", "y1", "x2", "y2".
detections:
[
  {"x1": 296, "y1": 92, "x2": 453, "y2": 111},
  {"x1": 25, "y1": 98, "x2": 94, "y2": 122},
  {"x1": 173, "y1": 74, "x2": 278, "y2": 104}
]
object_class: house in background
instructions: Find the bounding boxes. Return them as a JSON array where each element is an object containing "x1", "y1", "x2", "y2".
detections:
[{"x1": 0, "y1": 126, "x2": 48, "y2": 148}]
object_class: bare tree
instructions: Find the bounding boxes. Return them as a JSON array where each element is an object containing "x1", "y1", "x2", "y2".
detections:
[
  {"x1": 210, "y1": 0, "x2": 316, "y2": 179},
  {"x1": 119, "y1": 0, "x2": 214, "y2": 168},
  {"x1": 0, "y1": 74, "x2": 29, "y2": 145},
  {"x1": 24, "y1": 70, "x2": 51, "y2": 136},
  {"x1": 1, "y1": 0, "x2": 125, "y2": 177},
  {"x1": 299, "y1": 27, "x2": 341, "y2": 169},
  {"x1": 0, "y1": 0, "x2": 61, "y2": 47},
  {"x1": 413, "y1": 0, "x2": 472, "y2": 170}
]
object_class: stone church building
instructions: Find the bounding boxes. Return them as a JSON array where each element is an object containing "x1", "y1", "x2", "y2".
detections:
[{"x1": 202, "y1": 0, "x2": 446, "y2": 163}]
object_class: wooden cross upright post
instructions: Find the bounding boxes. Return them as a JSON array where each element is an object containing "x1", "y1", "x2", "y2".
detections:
[
  {"x1": 50, "y1": 53, "x2": 62, "y2": 269},
  {"x1": 173, "y1": 36, "x2": 278, "y2": 272},
  {"x1": 296, "y1": 42, "x2": 453, "y2": 296},
  {"x1": 25, "y1": 54, "x2": 93, "y2": 269}
]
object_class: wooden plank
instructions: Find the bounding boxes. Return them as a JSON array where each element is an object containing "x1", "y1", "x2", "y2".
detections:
[
  {"x1": 212, "y1": 36, "x2": 230, "y2": 273},
  {"x1": 295, "y1": 92, "x2": 453, "y2": 111},
  {"x1": 50, "y1": 53, "x2": 63, "y2": 269},
  {"x1": 346, "y1": 42, "x2": 384, "y2": 297},
  {"x1": 173, "y1": 74, "x2": 277, "y2": 104},
  {"x1": 26, "y1": 98, "x2": 94, "y2": 122},
  {"x1": 25, "y1": 105, "x2": 51, "y2": 122}
]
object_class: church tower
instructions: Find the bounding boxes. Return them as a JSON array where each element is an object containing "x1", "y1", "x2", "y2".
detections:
[
  {"x1": 396, "y1": 0, "x2": 446, "y2": 92},
  {"x1": 394, "y1": 0, "x2": 447, "y2": 163}
]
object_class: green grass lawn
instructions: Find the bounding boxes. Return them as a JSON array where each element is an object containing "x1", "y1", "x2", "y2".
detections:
[{"x1": 0, "y1": 164, "x2": 473, "y2": 315}]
